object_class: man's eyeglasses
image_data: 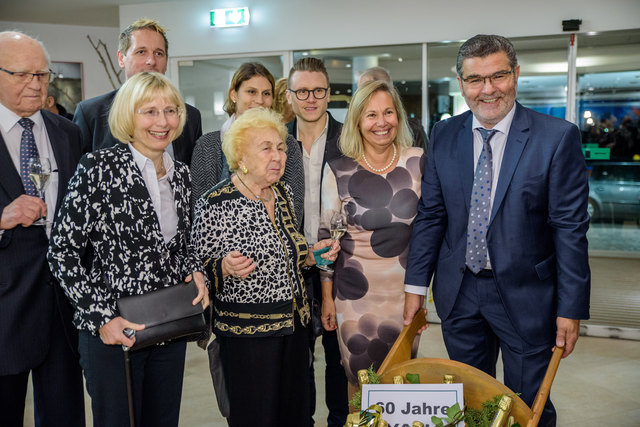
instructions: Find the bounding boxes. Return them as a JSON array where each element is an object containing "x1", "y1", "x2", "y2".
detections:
[
  {"x1": 461, "y1": 69, "x2": 514, "y2": 89},
  {"x1": 0, "y1": 67, "x2": 55, "y2": 84},
  {"x1": 136, "y1": 107, "x2": 183, "y2": 118},
  {"x1": 288, "y1": 87, "x2": 328, "y2": 101}
]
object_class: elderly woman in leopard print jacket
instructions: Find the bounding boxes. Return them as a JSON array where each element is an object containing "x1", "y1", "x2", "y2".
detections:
[
  {"x1": 48, "y1": 72, "x2": 208, "y2": 427},
  {"x1": 191, "y1": 107, "x2": 338, "y2": 426}
]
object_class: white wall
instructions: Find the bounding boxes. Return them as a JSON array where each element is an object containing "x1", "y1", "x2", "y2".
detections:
[
  {"x1": 0, "y1": 21, "x2": 120, "y2": 100},
  {"x1": 119, "y1": 0, "x2": 640, "y2": 58}
]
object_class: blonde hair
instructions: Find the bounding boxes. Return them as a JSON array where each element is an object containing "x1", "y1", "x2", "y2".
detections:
[
  {"x1": 272, "y1": 77, "x2": 289, "y2": 118},
  {"x1": 222, "y1": 107, "x2": 288, "y2": 171},
  {"x1": 108, "y1": 72, "x2": 186, "y2": 144},
  {"x1": 339, "y1": 80, "x2": 412, "y2": 160}
]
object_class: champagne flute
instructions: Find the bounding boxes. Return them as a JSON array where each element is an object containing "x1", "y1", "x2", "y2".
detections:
[
  {"x1": 316, "y1": 210, "x2": 347, "y2": 272},
  {"x1": 28, "y1": 157, "x2": 51, "y2": 226}
]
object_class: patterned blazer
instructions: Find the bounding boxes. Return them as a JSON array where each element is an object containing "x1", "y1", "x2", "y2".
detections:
[{"x1": 48, "y1": 144, "x2": 201, "y2": 334}]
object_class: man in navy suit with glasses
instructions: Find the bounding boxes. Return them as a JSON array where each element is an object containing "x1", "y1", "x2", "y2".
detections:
[{"x1": 404, "y1": 34, "x2": 590, "y2": 427}]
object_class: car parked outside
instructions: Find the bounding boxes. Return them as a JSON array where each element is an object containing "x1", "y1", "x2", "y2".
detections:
[{"x1": 587, "y1": 161, "x2": 640, "y2": 224}]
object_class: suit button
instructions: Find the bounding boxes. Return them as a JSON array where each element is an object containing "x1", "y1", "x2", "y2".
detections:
[
  {"x1": 162, "y1": 277, "x2": 170, "y2": 286},
  {"x1": 460, "y1": 267, "x2": 465, "y2": 274},
  {"x1": 161, "y1": 251, "x2": 170, "y2": 260}
]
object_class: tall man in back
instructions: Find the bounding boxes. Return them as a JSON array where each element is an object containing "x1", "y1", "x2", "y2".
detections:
[
  {"x1": 74, "y1": 18, "x2": 201, "y2": 163},
  {"x1": 286, "y1": 57, "x2": 348, "y2": 427},
  {"x1": 0, "y1": 31, "x2": 85, "y2": 427},
  {"x1": 404, "y1": 34, "x2": 590, "y2": 426}
]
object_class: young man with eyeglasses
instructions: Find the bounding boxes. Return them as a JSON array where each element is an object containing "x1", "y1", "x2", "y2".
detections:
[
  {"x1": 0, "y1": 31, "x2": 85, "y2": 427},
  {"x1": 72, "y1": 18, "x2": 202, "y2": 164},
  {"x1": 404, "y1": 34, "x2": 590, "y2": 427},
  {"x1": 286, "y1": 57, "x2": 349, "y2": 427}
]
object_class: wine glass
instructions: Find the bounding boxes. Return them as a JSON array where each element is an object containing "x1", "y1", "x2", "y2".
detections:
[
  {"x1": 28, "y1": 157, "x2": 51, "y2": 226},
  {"x1": 316, "y1": 210, "x2": 347, "y2": 272}
]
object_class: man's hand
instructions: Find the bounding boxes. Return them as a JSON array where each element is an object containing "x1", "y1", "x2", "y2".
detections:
[
  {"x1": 555, "y1": 317, "x2": 580, "y2": 358},
  {"x1": 404, "y1": 292, "x2": 428, "y2": 333},
  {"x1": 0, "y1": 195, "x2": 47, "y2": 230}
]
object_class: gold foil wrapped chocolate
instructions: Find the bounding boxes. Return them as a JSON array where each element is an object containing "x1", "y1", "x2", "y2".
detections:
[
  {"x1": 489, "y1": 395, "x2": 514, "y2": 427},
  {"x1": 393, "y1": 375, "x2": 404, "y2": 384},
  {"x1": 443, "y1": 374, "x2": 455, "y2": 384},
  {"x1": 344, "y1": 412, "x2": 360, "y2": 427},
  {"x1": 358, "y1": 369, "x2": 370, "y2": 386},
  {"x1": 412, "y1": 422, "x2": 425, "y2": 427}
]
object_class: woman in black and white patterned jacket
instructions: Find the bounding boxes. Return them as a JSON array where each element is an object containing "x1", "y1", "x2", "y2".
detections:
[{"x1": 48, "y1": 72, "x2": 208, "y2": 427}]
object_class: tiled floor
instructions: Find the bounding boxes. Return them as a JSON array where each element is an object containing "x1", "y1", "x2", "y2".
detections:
[{"x1": 24, "y1": 324, "x2": 640, "y2": 426}]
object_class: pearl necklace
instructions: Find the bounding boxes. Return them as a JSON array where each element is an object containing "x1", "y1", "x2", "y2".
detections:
[
  {"x1": 235, "y1": 174, "x2": 273, "y2": 202},
  {"x1": 362, "y1": 144, "x2": 397, "y2": 173}
]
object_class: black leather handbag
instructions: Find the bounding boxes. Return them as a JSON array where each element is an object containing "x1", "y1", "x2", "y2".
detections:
[{"x1": 117, "y1": 281, "x2": 207, "y2": 351}]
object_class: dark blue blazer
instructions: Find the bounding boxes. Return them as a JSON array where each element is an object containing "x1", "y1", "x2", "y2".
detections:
[
  {"x1": 0, "y1": 110, "x2": 82, "y2": 375},
  {"x1": 73, "y1": 89, "x2": 202, "y2": 164},
  {"x1": 405, "y1": 103, "x2": 591, "y2": 345}
]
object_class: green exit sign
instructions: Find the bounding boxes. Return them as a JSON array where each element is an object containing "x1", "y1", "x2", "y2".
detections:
[
  {"x1": 582, "y1": 147, "x2": 610, "y2": 160},
  {"x1": 210, "y1": 7, "x2": 250, "y2": 28}
]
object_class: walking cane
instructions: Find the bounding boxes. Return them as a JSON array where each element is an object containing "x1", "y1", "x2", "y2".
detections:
[{"x1": 123, "y1": 328, "x2": 136, "y2": 427}]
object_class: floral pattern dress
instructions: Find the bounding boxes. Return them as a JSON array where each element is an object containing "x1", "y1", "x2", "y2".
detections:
[{"x1": 319, "y1": 146, "x2": 425, "y2": 384}]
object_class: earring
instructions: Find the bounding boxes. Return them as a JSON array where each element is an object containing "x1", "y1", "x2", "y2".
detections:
[{"x1": 241, "y1": 165, "x2": 248, "y2": 174}]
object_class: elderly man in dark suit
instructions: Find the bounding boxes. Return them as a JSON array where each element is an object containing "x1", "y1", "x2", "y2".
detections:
[
  {"x1": 0, "y1": 31, "x2": 84, "y2": 427},
  {"x1": 73, "y1": 18, "x2": 202, "y2": 164},
  {"x1": 404, "y1": 34, "x2": 591, "y2": 426}
]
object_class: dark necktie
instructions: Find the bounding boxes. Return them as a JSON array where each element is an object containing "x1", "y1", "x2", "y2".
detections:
[
  {"x1": 19, "y1": 117, "x2": 39, "y2": 196},
  {"x1": 465, "y1": 128, "x2": 498, "y2": 274}
]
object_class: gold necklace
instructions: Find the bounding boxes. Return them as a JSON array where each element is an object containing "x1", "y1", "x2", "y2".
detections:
[
  {"x1": 235, "y1": 174, "x2": 273, "y2": 202},
  {"x1": 362, "y1": 144, "x2": 397, "y2": 173}
]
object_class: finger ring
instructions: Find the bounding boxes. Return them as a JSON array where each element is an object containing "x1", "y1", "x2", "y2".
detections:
[{"x1": 233, "y1": 271, "x2": 239, "y2": 278}]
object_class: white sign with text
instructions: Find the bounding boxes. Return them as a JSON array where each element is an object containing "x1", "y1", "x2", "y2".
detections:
[{"x1": 361, "y1": 383, "x2": 464, "y2": 427}]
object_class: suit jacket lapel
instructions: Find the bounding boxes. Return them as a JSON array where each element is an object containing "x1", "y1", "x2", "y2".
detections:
[
  {"x1": 490, "y1": 103, "x2": 530, "y2": 223},
  {"x1": 0, "y1": 134, "x2": 24, "y2": 200},
  {"x1": 457, "y1": 113, "x2": 475, "y2": 215}
]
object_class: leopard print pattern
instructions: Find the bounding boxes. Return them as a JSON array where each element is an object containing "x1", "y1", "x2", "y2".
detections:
[{"x1": 191, "y1": 180, "x2": 305, "y2": 304}]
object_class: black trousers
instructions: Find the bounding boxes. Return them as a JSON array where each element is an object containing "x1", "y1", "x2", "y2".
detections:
[
  {"x1": 219, "y1": 314, "x2": 310, "y2": 427},
  {"x1": 305, "y1": 268, "x2": 349, "y2": 427},
  {"x1": 78, "y1": 331, "x2": 186, "y2": 427},
  {"x1": 0, "y1": 304, "x2": 85, "y2": 427}
]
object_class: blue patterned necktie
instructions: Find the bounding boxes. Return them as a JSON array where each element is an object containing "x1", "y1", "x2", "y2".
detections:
[
  {"x1": 19, "y1": 118, "x2": 40, "y2": 197},
  {"x1": 465, "y1": 128, "x2": 498, "y2": 274}
]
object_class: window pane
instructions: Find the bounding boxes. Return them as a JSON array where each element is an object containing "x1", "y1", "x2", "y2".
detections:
[
  {"x1": 576, "y1": 30, "x2": 640, "y2": 252},
  {"x1": 178, "y1": 56, "x2": 284, "y2": 133}
]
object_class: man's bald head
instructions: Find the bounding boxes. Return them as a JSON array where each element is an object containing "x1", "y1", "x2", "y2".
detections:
[{"x1": 0, "y1": 31, "x2": 51, "y2": 117}]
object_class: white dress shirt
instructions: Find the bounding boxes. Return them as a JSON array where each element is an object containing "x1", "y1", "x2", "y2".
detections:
[
  {"x1": 299, "y1": 113, "x2": 328, "y2": 244},
  {"x1": 0, "y1": 102, "x2": 58, "y2": 237},
  {"x1": 404, "y1": 104, "x2": 516, "y2": 296},
  {"x1": 128, "y1": 144, "x2": 178, "y2": 244}
]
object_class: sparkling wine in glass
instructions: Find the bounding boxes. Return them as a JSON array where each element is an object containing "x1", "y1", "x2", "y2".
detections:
[
  {"x1": 316, "y1": 210, "x2": 347, "y2": 272},
  {"x1": 28, "y1": 157, "x2": 51, "y2": 226}
]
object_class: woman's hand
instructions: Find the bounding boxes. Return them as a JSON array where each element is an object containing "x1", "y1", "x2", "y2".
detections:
[
  {"x1": 306, "y1": 239, "x2": 341, "y2": 266},
  {"x1": 185, "y1": 271, "x2": 210, "y2": 309},
  {"x1": 321, "y1": 297, "x2": 338, "y2": 331},
  {"x1": 98, "y1": 316, "x2": 145, "y2": 347},
  {"x1": 222, "y1": 250, "x2": 256, "y2": 279}
]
